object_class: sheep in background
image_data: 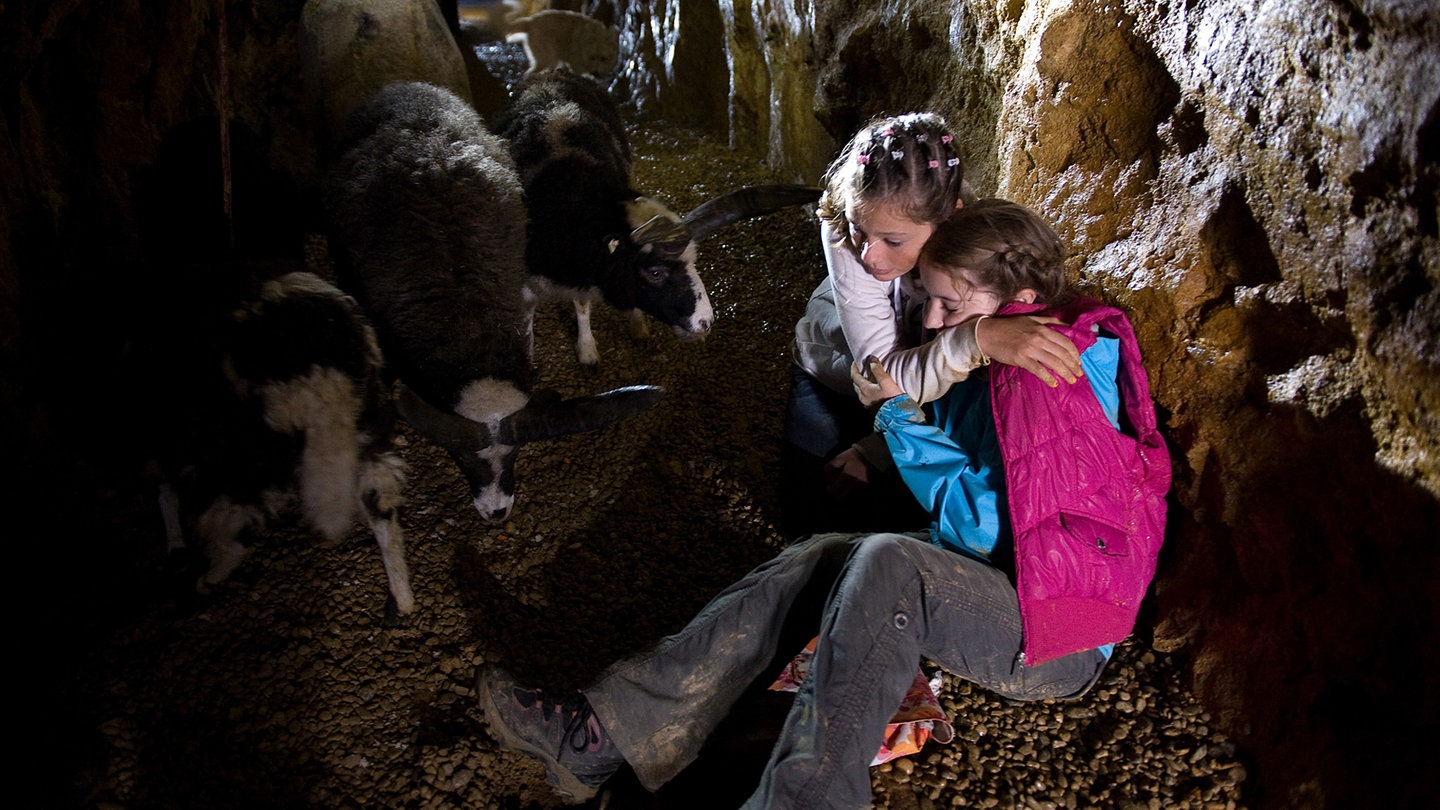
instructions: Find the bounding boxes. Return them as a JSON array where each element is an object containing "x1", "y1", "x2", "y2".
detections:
[
  {"x1": 151, "y1": 268, "x2": 415, "y2": 622},
  {"x1": 506, "y1": 9, "x2": 619, "y2": 77},
  {"x1": 300, "y1": 0, "x2": 473, "y2": 161},
  {"x1": 494, "y1": 68, "x2": 821, "y2": 368},
  {"x1": 500, "y1": 0, "x2": 586, "y2": 23},
  {"x1": 452, "y1": 0, "x2": 512, "y2": 39},
  {"x1": 324, "y1": 80, "x2": 662, "y2": 521}
]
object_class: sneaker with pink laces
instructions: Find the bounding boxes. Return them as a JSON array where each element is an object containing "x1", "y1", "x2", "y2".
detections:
[{"x1": 478, "y1": 665, "x2": 625, "y2": 803}]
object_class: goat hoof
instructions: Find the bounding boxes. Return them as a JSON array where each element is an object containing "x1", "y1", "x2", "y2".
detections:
[{"x1": 381, "y1": 596, "x2": 410, "y2": 627}]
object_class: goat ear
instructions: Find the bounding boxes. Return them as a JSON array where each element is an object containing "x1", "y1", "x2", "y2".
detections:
[
  {"x1": 511, "y1": 384, "x2": 664, "y2": 444},
  {"x1": 606, "y1": 237, "x2": 622, "y2": 254},
  {"x1": 629, "y1": 215, "x2": 692, "y2": 252},
  {"x1": 393, "y1": 382, "x2": 491, "y2": 447},
  {"x1": 682, "y1": 184, "x2": 822, "y2": 243}
]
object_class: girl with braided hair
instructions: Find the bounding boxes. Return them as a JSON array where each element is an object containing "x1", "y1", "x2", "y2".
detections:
[
  {"x1": 478, "y1": 200, "x2": 1170, "y2": 809},
  {"x1": 784, "y1": 114, "x2": 1085, "y2": 536}
]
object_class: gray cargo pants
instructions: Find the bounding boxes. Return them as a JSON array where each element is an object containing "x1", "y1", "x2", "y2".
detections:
[{"x1": 584, "y1": 532, "x2": 1108, "y2": 809}]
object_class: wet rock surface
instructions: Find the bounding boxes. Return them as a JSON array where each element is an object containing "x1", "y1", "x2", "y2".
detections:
[{"x1": 69, "y1": 126, "x2": 1248, "y2": 810}]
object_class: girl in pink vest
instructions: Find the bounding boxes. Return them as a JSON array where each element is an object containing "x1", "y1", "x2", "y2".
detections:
[
  {"x1": 858, "y1": 199, "x2": 1172, "y2": 665},
  {"x1": 478, "y1": 200, "x2": 1170, "y2": 809}
]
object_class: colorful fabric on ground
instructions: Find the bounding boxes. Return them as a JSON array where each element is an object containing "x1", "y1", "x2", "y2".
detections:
[{"x1": 768, "y1": 637, "x2": 955, "y2": 766}]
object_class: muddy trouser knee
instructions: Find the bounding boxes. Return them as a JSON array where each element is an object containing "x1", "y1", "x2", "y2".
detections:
[
  {"x1": 742, "y1": 534, "x2": 1109, "y2": 810},
  {"x1": 583, "y1": 533, "x2": 866, "y2": 792}
]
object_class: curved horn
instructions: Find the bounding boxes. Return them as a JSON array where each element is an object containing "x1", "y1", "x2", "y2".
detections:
[
  {"x1": 629, "y1": 214, "x2": 693, "y2": 253},
  {"x1": 681, "y1": 184, "x2": 822, "y2": 243},
  {"x1": 511, "y1": 384, "x2": 664, "y2": 444},
  {"x1": 393, "y1": 381, "x2": 491, "y2": 448}
]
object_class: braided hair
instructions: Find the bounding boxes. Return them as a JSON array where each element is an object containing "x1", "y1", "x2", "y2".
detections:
[
  {"x1": 920, "y1": 199, "x2": 1072, "y2": 306},
  {"x1": 817, "y1": 112, "x2": 967, "y2": 246}
]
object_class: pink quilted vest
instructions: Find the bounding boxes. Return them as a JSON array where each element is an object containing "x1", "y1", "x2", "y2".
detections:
[{"x1": 989, "y1": 297, "x2": 1171, "y2": 666}]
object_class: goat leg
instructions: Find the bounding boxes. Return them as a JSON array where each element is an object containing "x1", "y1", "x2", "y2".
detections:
[
  {"x1": 361, "y1": 451, "x2": 413, "y2": 623},
  {"x1": 194, "y1": 496, "x2": 265, "y2": 594}
]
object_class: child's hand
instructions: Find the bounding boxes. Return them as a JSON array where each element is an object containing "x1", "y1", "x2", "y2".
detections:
[
  {"x1": 851, "y1": 355, "x2": 904, "y2": 407},
  {"x1": 823, "y1": 447, "x2": 872, "y2": 497},
  {"x1": 976, "y1": 316, "x2": 1084, "y2": 387}
]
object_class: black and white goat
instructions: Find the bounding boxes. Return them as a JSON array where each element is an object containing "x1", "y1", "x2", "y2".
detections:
[
  {"x1": 153, "y1": 269, "x2": 415, "y2": 621},
  {"x1": 324, "y1": 80, "x2": 662, "y2": 522},
  {"x1": 494, "y1": 68, "x2": 821, "y2": 368}
]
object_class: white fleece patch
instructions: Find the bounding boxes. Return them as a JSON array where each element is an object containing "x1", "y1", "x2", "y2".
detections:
[{"x1": 454, "y1": 378, "x2": 529, "y2": 425}]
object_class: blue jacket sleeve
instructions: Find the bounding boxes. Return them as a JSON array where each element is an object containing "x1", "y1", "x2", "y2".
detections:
[{"x1": 874, "y1": 390, "x2": 1004, "y2": 559}]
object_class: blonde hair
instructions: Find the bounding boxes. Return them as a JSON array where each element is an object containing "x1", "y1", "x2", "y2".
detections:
[
  {"x1": 921, "y1": 199, "x2": 1071, "y2": 305},
  {"x1": 817, "y1": 113, "x2": 966, "y2": 247}
]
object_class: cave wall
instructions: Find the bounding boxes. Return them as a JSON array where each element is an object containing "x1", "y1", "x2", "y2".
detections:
[
  {"x1": 3, "y1": 0, "x2": 1438, "y2": 808},
  {"x1": 2, "y1": 0, "x2": 316, "y2": 479},
  {"x1": 611, "y1": 0, "x2": 1439, "y2": 807}
]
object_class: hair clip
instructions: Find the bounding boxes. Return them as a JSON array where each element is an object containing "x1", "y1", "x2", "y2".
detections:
[
  {"x1": 941, "y1": 134, "x2": 954, "y2": 144},
  {"x1": 915, "y1": 133, "x2": 928, "y2": 142},
  {"x1": 928, "y1": 160, "x2": 940, "y2": 168},
  {"x1": 892, "y1": 150, "x2": 904, "y2": 159},
  {"x1": 857, "y1": 154, "x2": 870, "y2": 164},
  {"x1": 947, "y1": 157, "x2": 960, "y2": 166}
]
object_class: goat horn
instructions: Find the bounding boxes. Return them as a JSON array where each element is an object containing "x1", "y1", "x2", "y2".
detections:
[
  {"x1": 681, "y1": 184, "x2": 822, "y2": 243},
  {"x1": 512, "y1": 384, "x2": 664, "y2": 444},
  {"x1": 393, "y1": 381, "x2": 492, "y2": 447},
  {"x1": 629, "y1": 215, "x2": 693, "y2": 252}
]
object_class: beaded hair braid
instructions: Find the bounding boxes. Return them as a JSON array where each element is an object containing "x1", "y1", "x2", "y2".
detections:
[
  {"x1": 920, "y1": 199, "x2": 1072, "y2": 306},
  {"x1": 818, "y1": 112, "x2": 967, "y2": 242}
]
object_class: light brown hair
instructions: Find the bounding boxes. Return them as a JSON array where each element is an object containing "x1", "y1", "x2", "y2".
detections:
[{"x1": 920, "y1": 199, "x2": 1071, "y2": 305}]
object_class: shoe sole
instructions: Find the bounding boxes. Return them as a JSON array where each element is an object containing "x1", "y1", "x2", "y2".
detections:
[{"x1": 478, "y1": 671, "x2": 600, "y2": 804}]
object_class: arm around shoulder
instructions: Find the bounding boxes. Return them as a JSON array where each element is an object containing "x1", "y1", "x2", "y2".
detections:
[
  {"x1": 823, "y1": 223, "x2": 905, "y2": 366},
  {"x1": 880, "y1": 319, "x2": 987, "y2": 404}
]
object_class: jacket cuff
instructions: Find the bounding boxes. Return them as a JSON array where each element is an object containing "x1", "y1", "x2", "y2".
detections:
[{"x1": 874, "y1": 395, "x2": 925, "y2": 433}]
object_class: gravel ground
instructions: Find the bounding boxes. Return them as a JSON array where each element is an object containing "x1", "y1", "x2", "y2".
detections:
[{"x1": 60, "y1": 123, "x2": 1250, "y2": 810}]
